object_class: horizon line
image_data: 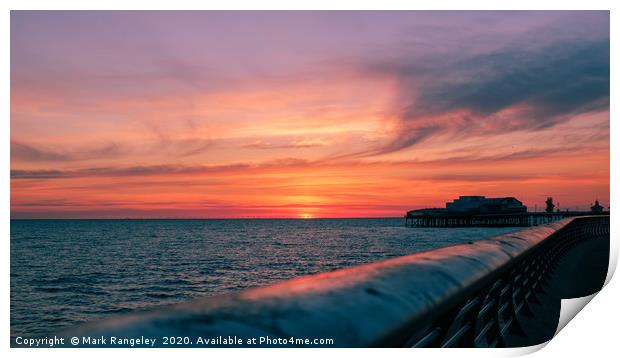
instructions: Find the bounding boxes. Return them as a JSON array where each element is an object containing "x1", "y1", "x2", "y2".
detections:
[{"x1": 10, "y1": 216, "x2": 405, "y2": 220}]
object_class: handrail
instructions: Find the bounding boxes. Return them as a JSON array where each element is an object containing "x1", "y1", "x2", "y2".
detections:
[{"x1": 57, "y1": 216, "x2": 609, "y2": 347}]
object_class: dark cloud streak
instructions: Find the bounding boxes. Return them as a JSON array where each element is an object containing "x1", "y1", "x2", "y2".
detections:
[
  {"x1": 11, "y1": 141, "x2": 71, "y2": 162},
  {"x1": 369, "y1": 33, "x2": 609, "y2": 156},
  {"x1": 12, "y1": 142, "x2": 606, "y2": 181},
  {"x1": 416, "y1": 41, "x2": 610, "y2": 121},
  {"x1": 10, "y1": 141, "x2": 123, "y2": 162}
]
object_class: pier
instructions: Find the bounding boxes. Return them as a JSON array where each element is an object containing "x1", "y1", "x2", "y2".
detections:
[
  {"x1": 404, "y1": 211, "x2": 599, "y2": 227},
  {"x1": 404, "y1": 196, "x2": 608, "y2": 227},
  {"x1": 54, "y1": 215, "x2": 609, "y2": 348}
]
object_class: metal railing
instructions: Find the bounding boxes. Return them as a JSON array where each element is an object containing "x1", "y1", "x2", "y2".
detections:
[
  {"x1": 58, "y1": 216, "x2": 609, "y2": 348},
  {"x1": 402, "y1": 216, "x2": 608, "y2": 347}
]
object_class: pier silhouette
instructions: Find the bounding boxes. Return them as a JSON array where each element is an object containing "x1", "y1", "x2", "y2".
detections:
[{"x1": 405, "y1": 196, "x2": 608, "y2": 227}]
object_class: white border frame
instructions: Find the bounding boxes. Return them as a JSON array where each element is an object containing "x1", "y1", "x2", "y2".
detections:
[{"x1": 2, "y1": 2, "x2": 617, "y2": 358}]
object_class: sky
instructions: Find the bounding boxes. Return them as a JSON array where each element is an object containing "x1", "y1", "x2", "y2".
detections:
[{"x1": 10, "y1": 11, "x2": 610, "y2": 219}]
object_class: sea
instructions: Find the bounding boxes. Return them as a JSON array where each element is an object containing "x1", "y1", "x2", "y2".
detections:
[{"x1": 10, "y1": 218, "x2": 521, "y2": 339}]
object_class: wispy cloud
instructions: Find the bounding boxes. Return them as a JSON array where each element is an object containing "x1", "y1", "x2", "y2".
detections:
[
  {"x1": 10, "y1": 137, "x2": 216, "y2": 163},
  {"x1": 11, "y1": 140, "x2": 606, "y2": 181},
  {"x1": 243, "y1": 138, "x2": 328, "y2": 150},
  {"x1": 10, "y1": 158, "x2": 314, "y2": 180}
]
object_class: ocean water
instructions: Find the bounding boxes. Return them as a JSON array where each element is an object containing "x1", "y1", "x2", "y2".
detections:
[{"x1": 10, "y1": 218, "x2": 520, "y2": 338}]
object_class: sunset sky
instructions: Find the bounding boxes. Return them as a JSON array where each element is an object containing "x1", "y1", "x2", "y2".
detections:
[{"x1": 10, "y1": 11, "x2": 609, "y2": 219}]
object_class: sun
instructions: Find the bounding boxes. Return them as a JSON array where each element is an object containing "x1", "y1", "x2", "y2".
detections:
[{"x1": 299, "y1": 213, "x2": 313, "y2": 219}]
